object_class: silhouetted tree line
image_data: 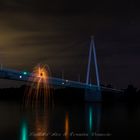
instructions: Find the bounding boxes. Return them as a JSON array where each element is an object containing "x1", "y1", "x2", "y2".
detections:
[
  {"x1": 102, "y1": 84, "x2": 140, "y2": 102},
  {"x1": 0, "y1": 84, "x2": 140, "y2": 102},
  {"x1": 123, "y1": 84, "x2": 140, "y2": 101}
]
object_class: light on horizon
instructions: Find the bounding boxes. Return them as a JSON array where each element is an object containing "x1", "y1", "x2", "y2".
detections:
[{"x1": 23, "y1": 72, "x2": 27, "y2": 75}]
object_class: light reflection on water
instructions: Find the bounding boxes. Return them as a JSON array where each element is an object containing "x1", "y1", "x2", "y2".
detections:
[
  {"x1": 34, "y1": 108, "x2": 49, "y2": 140},
  {"x1": 65, "y1": 112, "x2": 69, "y2": 140},
  {"x1": 20, "y1": 120, "x2": 28, "y2": 140},
  {"x1": 89, "y1": 106, "x2": 93, "y2": 132},
  {"x1": 19, "y1": 103, "x2": 101, "y2": 140},
  {"x1": 85, "y1": 104, "x2": 101, "y2": 140},
  {"x1": 1, "y1": 100, "x2": 140, "y2": 139}
]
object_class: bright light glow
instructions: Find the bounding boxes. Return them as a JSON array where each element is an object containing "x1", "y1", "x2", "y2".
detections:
[
  {"x1": 21, "y1": 121, "x2": 28, "y2": 140},
  {"x1": 65, "y1": 112, "x2": 69, "y2": 140},
  {"x1": 62, "y1": 82, "x2": 64, "y2": 85},
  {"x1": 19, "y1": 75, "x2": 22, "y2": 79},
  {"x1": 23, "y1": 72, "x2": 27, "y2": 75},
  {"x1": 89, "y1": 107, "x2": 93, "y2": 132},
  {"x1": 66, "y1": 80, "x2": 68, "y2": 82},
  {"x1": 24, "y1": 64, "x2": 52, "y2": 108}
]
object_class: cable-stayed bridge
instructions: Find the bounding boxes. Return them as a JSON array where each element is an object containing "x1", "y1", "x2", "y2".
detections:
[{"x1": 0, "y1": 37, "x2": 123, "y2": 101}]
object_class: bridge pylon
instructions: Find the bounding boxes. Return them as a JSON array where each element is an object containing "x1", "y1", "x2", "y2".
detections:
[{"x1": 85, "y1": 36, "x2": 102, "y2": 102}]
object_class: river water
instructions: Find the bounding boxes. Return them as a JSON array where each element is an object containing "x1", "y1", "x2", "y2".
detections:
[{"x1": 0, "y1": 100, "x2": 140, "y2": 140}]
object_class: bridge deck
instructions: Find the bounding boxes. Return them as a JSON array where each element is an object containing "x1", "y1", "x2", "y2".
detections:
[{"x1": 0, "y1": 68, "x2": 123, "y2": 93}]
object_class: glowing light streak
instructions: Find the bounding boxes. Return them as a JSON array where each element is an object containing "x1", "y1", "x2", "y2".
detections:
[
  {"x1": 89, "y1": 107, "x2": 93, "y2": 132},
  {"x1": 24, "y1": 64, "x2": 52, "y2": 108},
  {"x1": 21, "y1": 121, "x2": 28, "y2": 140},
  {"x1": 23, "y1": 71, "x2": 27, "y2": 75},
  {"x1": 65, "y1": 112, "x2": 69, "y2": 140}
]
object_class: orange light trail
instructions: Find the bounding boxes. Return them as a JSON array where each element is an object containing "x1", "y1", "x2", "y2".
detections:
[{"x1": 65, "y1": 112, "x2": 69, "y2": 140}]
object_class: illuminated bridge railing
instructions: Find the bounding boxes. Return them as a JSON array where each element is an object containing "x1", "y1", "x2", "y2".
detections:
[
  {"x1": 0, "y1": 68, "x2": 98, "y2": 90},
  {"x1": 0, "y1": 68, "x2": 123, "y2": 93}
]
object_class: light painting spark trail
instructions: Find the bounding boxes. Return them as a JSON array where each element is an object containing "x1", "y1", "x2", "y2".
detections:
[{"x1": 24, "y1": 64, "x2": 52, "y2": 108}]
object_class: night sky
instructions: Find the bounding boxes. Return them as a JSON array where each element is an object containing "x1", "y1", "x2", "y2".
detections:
[{"x1": 0, "y1": 0, "x2": 140, "y2": 88}]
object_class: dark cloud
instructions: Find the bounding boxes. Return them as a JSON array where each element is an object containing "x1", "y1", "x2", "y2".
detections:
[{"x1": 0, "y1": 0, "x2": 140, "y2": 88}]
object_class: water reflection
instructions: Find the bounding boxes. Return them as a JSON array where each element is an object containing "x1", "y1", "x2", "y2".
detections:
[
  {"x1": 21, "y1": 104, "x2": 50, "y2": 140},
  {"x1": 85, "y1": 103, "x2": 101, "y2": 139},
  {"x1": 34, "y1": 107, "x2": 49, "y2": 140},
  {"x1": 20, "y1": 120, "x2": 28, "y2": 140},
  {"x1": 65, "y1": 112, "x2": 69, "y2": 140},
  {"x1": 20, "y1": 103, "x2": 101, "y2": 140},
  {"x1": 2, "y1": 100, "x2": 140, "y2": 139},
  {"x1": 89, "y1": 107, "x2": 93, "y2": 133}
]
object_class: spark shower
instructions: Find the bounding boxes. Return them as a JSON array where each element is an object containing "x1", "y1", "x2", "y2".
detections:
[{"x1": 24, "y1": 64, "x2": 52, "y2": 108}]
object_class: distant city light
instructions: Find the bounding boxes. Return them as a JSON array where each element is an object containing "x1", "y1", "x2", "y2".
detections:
[
  {"x1": 23, "y1": 72, "x2": 27, "y2": 75},
  {"x1": 62, "y1": 82, "x2": 65, "y2": 85},
  {"x1": 19, "y1": 75, "x2": 22, "y2": 79}
]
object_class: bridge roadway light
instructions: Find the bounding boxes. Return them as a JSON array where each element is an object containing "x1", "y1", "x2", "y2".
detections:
[
  {"x1": 23, "y1": 71, "x2": 27, "y2": 75},
  {"x1": 19, "y1": 75, "x2": 22, "y2": 79}
]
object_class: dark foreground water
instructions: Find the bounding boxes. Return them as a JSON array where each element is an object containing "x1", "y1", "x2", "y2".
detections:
[{"x1": 0, "y1": 99, "x2": 140, "y2": 140}]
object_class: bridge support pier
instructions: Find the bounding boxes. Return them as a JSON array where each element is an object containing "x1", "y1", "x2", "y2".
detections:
[{"x1": 85, "y1": 88, "x2": 102, "y2": 102}]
